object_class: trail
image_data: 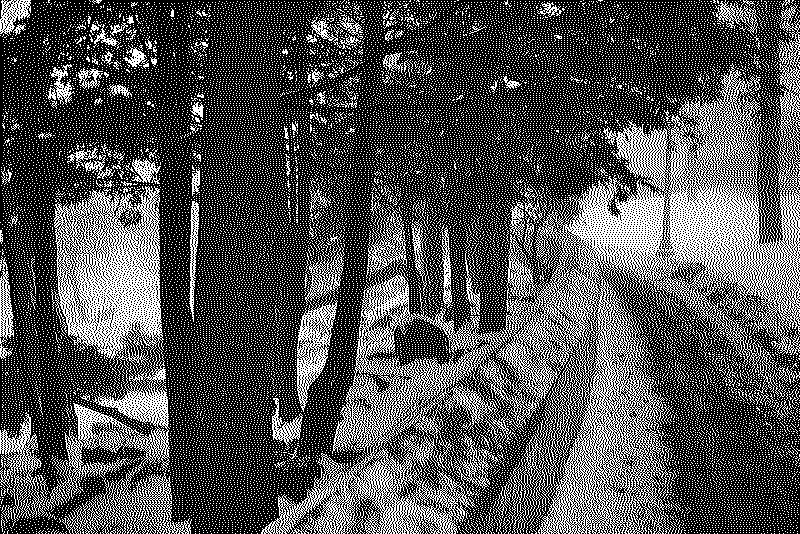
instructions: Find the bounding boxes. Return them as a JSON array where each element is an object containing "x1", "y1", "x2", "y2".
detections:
[{"x1": 537, "y1": 277, "x2": 680, "y2": 534}]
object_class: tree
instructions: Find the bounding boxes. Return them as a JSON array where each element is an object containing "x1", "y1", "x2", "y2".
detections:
[
  {"x1": 274, "y1": 9, "x2": 316, "y2": 424},
  {"x1": 297, "y1": 0, "x2": 384, "y2": 465},
  {"x1": 149, "y1": 2, "x2": 197, "y2": 522},
  {"x1": 3, "y1": 0, "x2": 162, "y2": 490},
  {"x1": 756, "y1": 0, "x2": 783, "y2": 243},
  {"x1": 658, "y1": 124, "x2": 676, "y2": 256},
  {"x1": 401, "y1": 189, "x2": 424, "y2": 315},
  {"x1": 192, "y1": 1, "x2": 291, "y2": 529},
  {"x1": 2, "y1": 1, "x2": 77, "y2": 489},
  {"x1": 416, "y1": 193, "x2": 445, "y2": 319}
]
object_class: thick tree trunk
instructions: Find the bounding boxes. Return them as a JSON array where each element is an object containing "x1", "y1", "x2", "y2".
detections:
[
  {"x1": 193, "y1": 3, "x2": 288, "y2": 529},
  {"x1": 756, "y1": 0, "x2": 782, "y2": 244},
  {"x1": 448, "y1": 221, "x2": 470, "y2": 332},
  {"x1": 274, "y1": 21, "x2": 312, "y2": 424},
  {"x1": 30, "y1": 177, "x2": 70, "y2": 476},
  {"x1": 416, "y1": 198, "x2": 444, "y2": 319},
  {"x1": 402, "y1": 203, "x2": 422, "y2": 315},
  {"x1": 298, "y1": 1, "x2": 383, "y2": 465},
  {"x1": 40, "y1": 198, "x2": 77, "y2": 439},
  {"x1": 466, "y1": 213, "x2": 485, "y2": 297},
  {"x1": 478, "y1": 201, "x2": 510, "y2": 333},
  {"x1": 0, "y1": 181, "x2": 45, "y2": 451},
  {"x1": 154, "y1": 4, "x2": 195, "y2": 522}
]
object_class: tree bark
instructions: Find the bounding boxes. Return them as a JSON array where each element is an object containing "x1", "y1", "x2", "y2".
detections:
[
  {"x1": 530, "y1": 218, "x2": 542, "y2": 283},
  {"x1": 0, "y1": 180, "x2": 45, "y2": 449},
  {"x1": 416, "y1": 198, "x2": 444, "y2": 319},
  {"x1": 154, "y1": 3, "x2": 195, "y2": 523},
  {"x1": 297, "y1": 1, "x2": 384, "y2": 465},
  {"x1": 466, "y1": 213, "x2": 486, "y2": 297},
  {"x1": 402, "y1": 201, "x2": 422, "y2": 315},
  {"x1": 659, "y1": 126, "x2": 675, "y2": 256},
  {"x1": 30, "y1": 173, "x2": 71, "y2": 473},
  {"x1": 687, "y1": 142, "x2": 699, "y2": 203},
  {"x1": 448, "y1": 221, "x2": 470, "y2": 332},
  {"x1": 756, "y1": 0, "x2": 783, "y2": 244},
  {"x1": 193, "y1": 2, "x2": 289, "y2": 529},
  {"x1": 274, "y1": 19, "x2": 313, "y2": 424},
  {"x1": 478, "y1": 200, "x2": 510, "y2": 333}
]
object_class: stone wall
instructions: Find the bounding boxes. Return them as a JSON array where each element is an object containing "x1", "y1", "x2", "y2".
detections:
[{"x1": 264, "y1": 233, "x2": 600, "y2": 534}]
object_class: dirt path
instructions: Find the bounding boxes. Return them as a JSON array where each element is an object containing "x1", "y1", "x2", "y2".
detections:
[{"x1": 537, "y1": 278, "x2": 680, "y2": 534}]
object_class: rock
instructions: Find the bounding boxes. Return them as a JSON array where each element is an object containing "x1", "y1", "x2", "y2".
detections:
[{"x1": 394, "y1": 315, "x2": 452, "y2": 366}]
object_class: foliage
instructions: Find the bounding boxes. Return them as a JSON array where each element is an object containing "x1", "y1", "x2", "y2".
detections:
[
  {"x1": 1, "y1": 2, "x2": 154, "y2": 222},
  {"x1": 354, "y1": 1, "x2": 757, "y2": 218},
  {"x1": 1, "y1": 2, "x2": 208, "y2": 223}
]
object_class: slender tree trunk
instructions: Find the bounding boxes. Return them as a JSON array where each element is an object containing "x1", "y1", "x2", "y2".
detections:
[
  {"x1": 530, "y1": 218, "x2": 542, "y2": 283},
  {"x1": 658, "y1": 126, "x2": 675, "y2": 256},
  {"x1": 401, "y1": 202, "x2": 422, "y2": 315},
  {"x1": 478, "y1": 200, "x2": 510, "y2": 333},
  {"x1": 448, "y1": 221, "x2": 470, "y2": 332},
  {"x1": 193, "y1": 3, "x2": 288, "y2": 529},
  {"x1": 154, "y1": 4, "x2": 195, "y2": 523},
  {"x1": 274, "y1": 20, "x2": 312, "y2": 424},
  {"x1": 298, "y1": 0, "x2": 383, "y2": 464},
  {"x1": 756, "y1": 0, "x2": 783, "y2": 244},
  {"x1": 687, "y1": 142, "x2": 699, "y2": 203},
  {"x1": 416, "y1": 198, "x2": 444, "y2": 319}
]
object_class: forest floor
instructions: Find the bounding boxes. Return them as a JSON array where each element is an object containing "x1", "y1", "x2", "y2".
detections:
[{"x1": 4, "y1": 230, "x2": 798, "y2": 533}]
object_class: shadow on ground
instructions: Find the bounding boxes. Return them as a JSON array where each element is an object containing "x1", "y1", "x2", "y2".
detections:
[{"x1": 603, "y1": 264, "x2": 800, "y2": 534}]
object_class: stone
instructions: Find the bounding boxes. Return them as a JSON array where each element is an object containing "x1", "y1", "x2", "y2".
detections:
[{"x1": 394, "y1": 315, "x2": 452, "y2": 366}]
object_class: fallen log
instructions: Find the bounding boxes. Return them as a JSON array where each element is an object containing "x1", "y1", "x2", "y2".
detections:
[{"x1": 72, "y1": 396, "x2": 165, "y2": 436}]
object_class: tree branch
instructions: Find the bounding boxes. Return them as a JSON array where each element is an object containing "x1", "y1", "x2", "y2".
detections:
[{"x1": 280, "y1": 1, "x2": 466, "y2": 103}]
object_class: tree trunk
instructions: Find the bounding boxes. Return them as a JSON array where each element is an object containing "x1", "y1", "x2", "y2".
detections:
[
  {"x1": 448, "y1": 221, "x2": 470, "y2": 332},
  {"x1": 687, "y1": 142, "x2": 699, "y2": 203},
  {"x1": 478, "y1": 201, "x2": 510, "y2": 333},
  {"x1": 466, "y1": 213, "x2": 485, "y2": 297},
  {"x1": 154, "y1": 4, "x2": 195, "y2": 523},
  {"x1": 193, "y1": 2, "x2": 288, "y2": 529},
  {"x1": 658, "y1": 126, "x2": 675, "y2": 256},
  {"x1": 298, "y1": 1, "x2": 383, "y2": 465},
  {"x1": 416, "y1": 198, "x2": 444, "y2": 319},
  {"x1": 30, "y1": 175, "x2": 70, "y2": 476},
  {"x1": 756, "y1": 0, "x2": 782, "y2": 244},
  {"x1": 530, "y1": 218, "x2": 542, "y2": 283},
  {"x1": 0, "y1": 180, "x2": 46, "y2": 453},
  {"x1": 274, "y1": 20, "x2": 312, "y2": 424},
  {"x1": 40, "y1": 197, "x2": 76, "y2": 439},
  {"x1": 402, "y1": 202, "x2": 422, "y2": 315}
]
